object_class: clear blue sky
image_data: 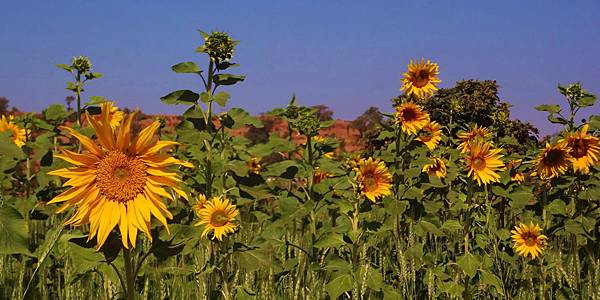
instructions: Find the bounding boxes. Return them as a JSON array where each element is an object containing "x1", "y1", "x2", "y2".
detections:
[{"x1": 1, "y1": 1, "x2": 599, "y2": 135}]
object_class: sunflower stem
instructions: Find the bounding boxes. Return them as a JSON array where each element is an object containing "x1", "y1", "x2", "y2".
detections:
[{"x1": 123, "y1": 247, "x2": 136, "y2": 300}]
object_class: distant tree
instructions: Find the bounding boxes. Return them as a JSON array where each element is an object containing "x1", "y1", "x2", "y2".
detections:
[
  {"x1": 65, "y1": 96, "x2": 75, "y2": 111},
  {"x1": 351, "y1": 107, "x2": 383, "y2": 139},
  {"x1": 395, "y1": 80, "x2": 539, "y2": 153},
  {"x1": 312, "y1": 105, "x2": 334, "y2": 122},
  {"x1": 0, "y1": 97, "x2": 9, "y2": 115}
]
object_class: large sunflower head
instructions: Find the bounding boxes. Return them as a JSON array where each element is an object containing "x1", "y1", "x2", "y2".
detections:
[
  {"x1": 47, "y1": 104, "x2": 192, "y2": 249},
  {"x1": 0, "y1": 115, "x2": 27, "y2": 148},
  {"x1": 395, "y1": 102, "x2": 430, "y2": 135},
  {"x1": 560, "y1": 124, "x2": 600, "y2": 174},
  {"x1": 355, "y1": 158, "x2": 393, "y2": 202},
  {"x1": 511, "y1": 222, "x2": 547, "y2": 259},
  {"x1": 195, "y1": 197, "x2": 239, "y2": 241},
  {"x1": 463, "y1": 140, "x2": 505, "y2": 185},
  {"x1": 457, "y1": 124, "x2": 493, "y2": 153},
  {"x1": 416, "y1": 120, "x2": 443, "y2": 150},
  {"x1": 533, "y1": 142, "x2": 572, "y2": 180},
  {"x1": 401, "y1": 59, "x2": 441, "y2": 99},
  {"x1": 422, "y1": 157, "x2": 447, "y2": 178}
]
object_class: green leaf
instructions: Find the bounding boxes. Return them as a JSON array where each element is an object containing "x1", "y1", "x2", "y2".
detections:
[
  {"x1": 236, "y1": 248, "x2": 270, "y2": 272},
  {"x1": 160, "y1": 90, "x2": 199, "y2": 105},
  {"x1": 441, "y1": 220, "x2": 463, "y2": 233},
  {"x1": 588, "y1": 115, "x2": 600, "y2": 131},
  {"x1": 366, "y1": 268, "x2": 384, "y2": 291},
  {"x1": 314, "y1": 233, "x2": 346, "y2": 248},
  {"x1": 480, "y1": 270, "x2": 504, "y2": 295},
  {"x1": 534, "y1": 104, "x2": 561, "y2": 114},
  {"x1": 56, "y1": 63, "x2": 73, "y2": 72},
  {"x1": 44, "y1": 104, "x2": 68, "y2": 121},
  {"x1": 85, "y1": 72, "x2": 103, "y2": 80},
  {"x1": 171, "y1": 62, "x2": 201, "y2": 74},
  {"x1": 548, "y1": 115, "x2": 568, "y2": 125},
  {"x1": 578, "y1": 95, "x2": 596, "y2": 107},
  {"x1": 225, "y1": 108, "x2": 262, "y2": 129},
  {"x1": 213, "y1": 91, "x2": 230, "y2": 106},
  {"x1": 457, "y1": 253, "x2": 480, "y2": 278},
  {"x1": 508, "y1": 188, "x2": 532, "y2": 210},
  {"x1": 417, "y1": 220, "x2": 444, "y2": 236},
  {"x1": 0, "y1": 132, "x2": 25, "y2": 160},
  {"x1": 214, "y1": 74, "x2": 245, "y2": 86},
  {"x1": 325, "y1": 273, "x2": 353, "y2": 299},
  {"x1": 0, "y1": 206, "x2": 31, "y2": 255}
]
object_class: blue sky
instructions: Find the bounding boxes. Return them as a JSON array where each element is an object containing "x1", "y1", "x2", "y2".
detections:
[{"x1": 1, "y1": 1, "x2": 599, "y2": 135}]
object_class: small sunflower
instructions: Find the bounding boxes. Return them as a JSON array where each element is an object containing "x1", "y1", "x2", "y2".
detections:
[
  {"x1": 401, "y1": 59, "x2": 441, "y2": 99},
  {"x1": 395, "y1": 102, "x2": 430, "y2": 135},
  {"x1": 506, "y1": 159, "x2": 525, "y2": 184},
  {"x1": 560, "y1": 124, "x2": 600, "y2": 173},
  {"x1": 0, "y1": 115, "x2": 27, "y2": 147},
  {"x1": 533, "y1": 142, "x2": 572, "y2": 180},
  {"x1": 193, "y1": 194, "x2": 208, "y2": 213},
  {"x1": 92, "y1": 102, "x2": 124, "y2": 130},
  {"x1": 313, "y1": 167, "x2": 333, "y2": 184},
  {"x1": 416, "y1": 121, "x2": 442, "y2": 150},
  {"x1": 463, "y1": 140, "x2": 505, "y2": 185},
  {"x1": 195, "y1": 197, "x2": 239, "y2": 241},
  {"x1": 511, "y1": 222, "x2": 547, "y2": 259},
  {"x1": 422, "y1": 157, "x2": 447, "y2": 178},
  {"x1": 457, "y1": 124, "x2": 493, "y2": 153},
  {"x1": 247, "y1": 157, "x2": 262, "y2": 174},
  {"x1": 355, "y1": 158, "x2": 393, "y2": 202},
  {"x1": 47, "y1": 105, "x2": 192, "y2": 249}
]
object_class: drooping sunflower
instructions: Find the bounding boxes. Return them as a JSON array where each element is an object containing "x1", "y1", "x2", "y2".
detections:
[
  {"x1": 247, "y1": 156, "x2": 262, "y2": 174},
  {"x1": 532, "y1": 142, "x2": 572, "y2": 180},
  {"x1": 355, "y1": 158, "x2": 393, "y2": 202},
  {"x1": 195, "y1": 197, "x2": 239, "y2": 241},
  {"x1": 416, "y1": 121, "x2": 443, "y2": 150},
  {"x1": 47, "y1": 106, "x2": 192, "y2": 249},
  {"x1": 560, "y1": 124, "x2": 600, "y2": 173},
  {"x1": 511, "y1": 222, "x2": 547, "y2": 259},
  {"x1": 91, "y1": 102, "x2": 124, "y2": 130},
  {"x1": 395, "y1": 102, "x2": 430, "y2": 135},
  {"x1": 463, "y1": 140, "x2": 505, "y2": 185},
  {"x1": 401, "y1": 59, "x2": 441, "y2": 99},
  {"x1": 422, "y1": 157, "x2": 447, "y2": 178},
  {"x1": 457, "y1": 124, "x2": 493, "y2": 153},
  {"x1": 0, "y1": 115, "x2": 27, "y2": 147}
]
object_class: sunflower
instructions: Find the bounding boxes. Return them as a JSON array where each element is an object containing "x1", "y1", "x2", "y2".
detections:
[
  {"x1": 193, "y1": 194, "x2": 208, "y2": 213},
  {"x1": 195, "y1": 197, "x2": 239, "y2": 241},
  {"x1": 0, "y1": 115, "x2": 28, "y2": 147},
  {"x1": 355, "y1": 158, "x2": 393, "y2": 202},
  {"x1": 532, "y1": 142, "x2": 572, "y2": 180},
  {"x1": 511, "y1": 222, "x2": 547, "y2": 259},
  {"x1": 416, "y1": 121, "x2": 442, "y2": 150},
  {"x1": 560, "y1": 124, "x2": 600, "y2": 173},
  {"x1": 47, "y1": 105, "x2": 192, "y2": 249},
  {"x1": 511, "y1": 172, "x2": 525, "y2": 184},
  {"x1": 422, "y1": 157, "x2": 447, "y2": 178},
  {"x1": 395, "y1": 102, "x2": 430, "y2": 135},
  {"x1": 463, "y1": 140, "x2": 505, "y2": 185},
  {"x1": 313, "y1": 167, "x2": 333, "y2": 184},
  {"x1": 457, "y1": 124, "x2": 493, "y2": 153},
  {"x1": 91, "y1": 102, "x2": 124, "y2": 130},
  {"x1": 506, "y1": 159, "x2": 525, "y2": 183},
  {"x1": 247, "y1": 157, "x2": 262, "y2": 174},
  {"x1": 401, "y1": 59, "x2": 441, "y2": 99}
]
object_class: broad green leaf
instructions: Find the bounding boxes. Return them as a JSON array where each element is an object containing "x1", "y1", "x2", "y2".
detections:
[
  {"x1": 214, "y1": 74, "x2": 245, "y2": 86},
  {"x1": 417, "y1": 220, "x2": 444, "y2": 236},
  {"x1": 535, "y1": 104, "x2": 560, "y2": 114},
  {"x1": 171, "y1": 61, "x2": 201, "y2": 74},
  {"x1": 314, "y1": 233, "x2": 346, "y2": 248},
  {"x1": 366, "y1": 268, "x2": 384, "y2": 291},
  {"x1": 480, "y1": 270, "x2": 504, "y2": 295},
  {"x1": 457, "y1": 253, "x2": 480, "y2": 278},
  {"x1": 44, "y1": 103, "x2": 68, "y2": 121},
  {"x1": 160, "y1": 90, "x2": 199, "y2": 105},
  {"x1": 325, "y1": 273, "x2": 353, "y2": 299},
  {"x1": 0, "y1": 206, "x2": 30, "y2": 255},
  {"x1": 213, "y1": 91, "x2": 230, "y2": 106}
]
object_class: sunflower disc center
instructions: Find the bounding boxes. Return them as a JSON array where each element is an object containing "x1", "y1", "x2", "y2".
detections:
[
  {"x1": 472, "y1": 157, "x2": 487, "y2": 170},
  {"x1": 96, "y1": 151, "x2": 147, "y2": 203},
  {"x1": 572, "y1": 140, "x2": 589, "y2": 158},
  {"x1": 210, "y1": 211, "x2": 229, "y2": 227},
  {"x1": 413, "y1": 70, "x2": 431, "y2": 87}
]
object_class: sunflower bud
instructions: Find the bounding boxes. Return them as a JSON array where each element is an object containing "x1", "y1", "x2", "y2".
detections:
[
  {"x1": 72, "y1": 56, "x2": 92, "y2": 74},
  {"x1": 201, "y1": 32, "x2": 236, "y2": 62}
]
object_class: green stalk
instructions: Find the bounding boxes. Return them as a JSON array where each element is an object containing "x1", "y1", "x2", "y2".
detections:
[{"x1": 123, "y1": 248, "x2": 135, "y2": 300}]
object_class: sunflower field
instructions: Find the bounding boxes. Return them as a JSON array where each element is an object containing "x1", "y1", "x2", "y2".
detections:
[{"x1": 2, "y1": 31, "x2": 600, "y2": 300}]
